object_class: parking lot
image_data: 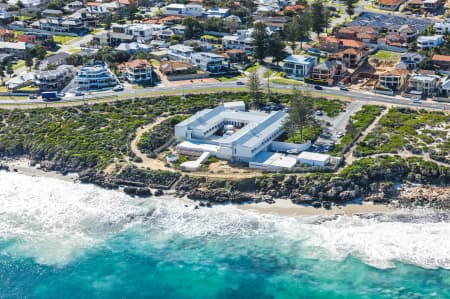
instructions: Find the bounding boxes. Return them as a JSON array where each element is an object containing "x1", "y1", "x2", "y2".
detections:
[{"x1": 313, "y1": 102, "x2": 363, "y2": 152}]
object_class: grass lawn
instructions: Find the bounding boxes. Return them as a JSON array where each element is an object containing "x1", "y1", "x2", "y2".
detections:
[
  {"x1": 91, "y1": 28, "x2": 102, "y2": 35},
  {"x1": 272, "y1": 77, "x2": 304, "y2": 85},
  {"x1": 54, "y1": 35, "x2": 78, "y2": 45},
  {"x1": 217, "y1": 74, "x2": 244, "y2": 82},
  {"x1": 245, "y1": 63, "x2": 259, "y2": 73},
  {"x1": 13, "y1": 60, "x2": 25, "y2": 70},
  {"x1": 374, "y1": 50, "x2": 401, "y2": 62},
  {"x1": 150, "y1": 59, "x2": 160, "y2": 67},
  {"x1": 0, "y1": 86, "x2": 8, "y2": 92},
  {"x1": 68, "y1": 48, "x2": 81, "y2": 54},
  {"x1": 16, "y1": 86, "x2": 39, "y2": 92}
]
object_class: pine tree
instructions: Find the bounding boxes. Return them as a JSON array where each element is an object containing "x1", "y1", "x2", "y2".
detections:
[
  {"x1": 311, "y1": 0, "x2": 327, "y2": 38},
  {"x1": 247, "y1": 70, "x2": 263, "y2": 109},
  {"x1": 284, "y1": 90, "x2": 315, "y2": 143},
  {"x1": 251, "y1": 22, "x2": 269, "y2": 62}
]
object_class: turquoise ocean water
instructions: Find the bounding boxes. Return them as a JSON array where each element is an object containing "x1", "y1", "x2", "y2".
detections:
[{"x1": 0, "y1": 171, "x2": 449, "y2": 298}]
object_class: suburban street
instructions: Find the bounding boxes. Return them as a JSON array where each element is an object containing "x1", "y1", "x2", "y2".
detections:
[{"x1": 2, "y1": 80, "x2": 449, "y2": 111}]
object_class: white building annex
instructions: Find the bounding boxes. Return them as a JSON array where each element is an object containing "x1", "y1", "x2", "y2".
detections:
[{"x1": 175, "y1": 102, "x2": 289, "y2": 163}]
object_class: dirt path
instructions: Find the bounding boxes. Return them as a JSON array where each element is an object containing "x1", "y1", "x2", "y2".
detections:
[
  {"x1": 130, "y1": 117, "x2": 172, "y2": 171},
  {"x1": 344, "y1": 108, "x2": 389, "y2": 164}
]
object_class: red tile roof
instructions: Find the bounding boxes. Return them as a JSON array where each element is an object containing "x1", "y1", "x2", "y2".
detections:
[{"x1": 432, "y1": 54, "x2": 450, "y2": 62}]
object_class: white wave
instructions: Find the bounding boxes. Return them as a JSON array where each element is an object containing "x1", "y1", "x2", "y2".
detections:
[
  {"x1": 0, "y1": 171, "x2": 449, "y2": 270},
  {"x1": 0, "y1": 171, "x2": 149, "y2": 266}
]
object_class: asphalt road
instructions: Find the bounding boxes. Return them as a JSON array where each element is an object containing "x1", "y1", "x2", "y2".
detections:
[{"x1": 2, "y1": 81, "x2": 450, "y2": 111}]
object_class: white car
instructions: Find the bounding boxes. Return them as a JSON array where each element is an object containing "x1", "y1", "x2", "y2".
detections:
[
  {"x1": 113, "y1": 85, "x2": 124, "y2": 92},
  {"x1": 336, "y1": 132, "x2": 344, "y2": 138}
]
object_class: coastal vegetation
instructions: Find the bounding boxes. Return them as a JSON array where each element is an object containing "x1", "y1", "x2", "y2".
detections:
[
  {"x1": 0, "y1": 92, "x2": 343, "y2": 173},
  {"x1": 354, "y1": 108, "x2": 450, "y2": 164},
  {"x1": 137, "y1": 115, "x2": 189, "y2": 157}
]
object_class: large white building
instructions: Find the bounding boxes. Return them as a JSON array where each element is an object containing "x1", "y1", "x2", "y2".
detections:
[
  {"x1": 191, "y1": 52, "x2": 225, "y2": 73},
  {"x1": 73, "y1": 62, "x2": 118, "y2": 91},
  {"x1": 283, "y1": 55, "x2": 317, "y2": 79},
  {"x1": 175, "y1": 102, "x2": 288, "y2": 162},
  {"x1": 163, "y1": 3, "x2": 204, "y2": 16},
  {"x1": 417, "y1": 35, "x2": 443, "y2": 50},
  {"x1": 168, "y1": 44, "x2": 194, "y2": 62}
]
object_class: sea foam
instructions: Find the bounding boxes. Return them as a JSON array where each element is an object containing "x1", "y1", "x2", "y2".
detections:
[{"x1": 0, "y1": 171, "x2": 449, "y2": 270}]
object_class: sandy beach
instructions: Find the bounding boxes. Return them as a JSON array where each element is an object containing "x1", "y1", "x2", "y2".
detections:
[
  {"x1": 238, "y1": 198, "x2": 397, "y2": 216},
  {"x1": 1, "y1": 158, "x2": 79, "y2": 183}
]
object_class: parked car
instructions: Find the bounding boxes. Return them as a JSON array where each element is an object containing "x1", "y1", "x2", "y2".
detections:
[
  {"x1": 307, "y1": 48, "x2": 321, "y2": 56},
  {"x1": 412, "y1": 97, "x2": 421, "y2": 104},
  {"x1": 74, "y1": 90, "x2": 84, "y2": 96},
  {"x1": 339, "y1": 86, "x2": 349, "y2": 91},
  {"x1": 316, "y1": 110, "x2": 324, "y2": 116},
  {"x1": 336, "y1": 131, "x2": 344, "y2": 138},
  {"x1": 28, "y1": 94, "x2": 38, "y2": 99},
  {"x1": 113, "y1": 85, "x2": 124, "y2": 92},
  {"x1": 314, "y1": 85, "x2": 323, "y2": 90},
  {"x1": 236, "y1": 81, "x2": 245, "y2": 85}
]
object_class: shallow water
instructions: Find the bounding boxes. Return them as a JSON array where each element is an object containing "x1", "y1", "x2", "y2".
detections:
[{"x1": 0, "y1": 171, "x2": 449, "y2": 298}]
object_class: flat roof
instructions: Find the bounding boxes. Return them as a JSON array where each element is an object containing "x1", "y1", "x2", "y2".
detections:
[
  {"x1": 251, "y1": 152, "x2": 297, "y2": 168},
  {"x1": 297, "y1": 151, "x2": 330, "y2": 162}
]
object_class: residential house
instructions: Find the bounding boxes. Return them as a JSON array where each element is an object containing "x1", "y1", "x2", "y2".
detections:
[
  {"x1": 159, "y1": 61, "x2": 197, "y2": 76},
  {"x1": 378, "y1": 69, "x2": 409, "y2": 92},
  {"x1": 116, "y1": 42, "x2": 151, "y2": 55},
  {"x1": 434, "y1": 18, "x2": 450, "y2": 35},
  {"x1": 222, "y1": 30, "x2": 254, "y2": 53},
  {"x1": 39, "y1": 52, "x2": 71, "y2": 70},
  {"x1": 335, "y1": 26, "x2": 379, "y2": 43},
  {"x1": 396, "y1": 52, "x2": 425, "y2": 70},
  {"x1": 163, "y1": 3, "x2": 204, "y2": 17},
  {"x1": 17, "y1": 34, "x2": 37, "y2": 44},
  {"x1": 0, "y1": 9, "x2": 14, "y2": 25},
  {"x1": 423, "y1": 0, "x2": 445, "y2": 12},
  {"x1": 221, "y1": 49, "x2": 248, "y2": 64},
  {"x1": 407, "y1": 74, "x2": 439, "y2": 96},
  {"x1": 0, "y1": 41, "x2": 28, "y2": 58},
  {"x1": 35, "y1": 65, "x2": 74, "y2": 91},
  {"x1": 439, "y1": 79, "x2": 450, "y2": 97},
  {"x1": 388, "y1": 24, "x2": 418, "y2": 42},
  {"x1": 431, "y1": 54, "x2": 450, "y2": 71},
  {"x1": 311, "y1": 60, "x2": 346, "y2": 85},
  {"x1": 417, "y1": 35, "x2": 443, "y2": 50},
  {"x1": 191, "y1": 52, "x2": 225, "y2": 73},
  {"x1": 319, "y1": 36, "x2": 365, "y2": 53},
  {"x1": 374, "y1": 0, "x2": 406, "y2": 10},
  {"x1": 63, "y1": 1, "x2": 84, "y2": 13},
  {"x1": 205, "y1": 8, "x2": 230, "y2": 18},
  {"x1": 32, "y1": 16, "x2": 88, "y2": 35},
  {"x1": 119, "y1": 59, "x2": 153, "y2": 84},
  {"x1": 282, "y1": 55, "x2": 317, "y2": 79},
  {"x1": 0, "y1": 29, "x2": 14, "y2": 42},
  {"x1": 42, "y1": 9, "x2": 64, "y2": 18},
  {"x1": 168, "y1": 44, "x2": 194, "y2": 62},
  {"x1": 341, "y1": 48, "x2": 363, "y2": 68},
  {"x1": 73, "y1": 61, "x2": 118, "y2": 91}
]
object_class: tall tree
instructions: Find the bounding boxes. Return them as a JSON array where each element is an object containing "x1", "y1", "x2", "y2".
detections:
[
  {"x1": 311, "y1": 0, "x2": 327, "y2": 38},
  {"x1": 264, "y1": 69, "x2": 273, "y2": 101},
  {"x1": 284, "y1": 16, "x2": 301, "y2": 51},
  {"x1": 267, "y1": 33, "x2": 286, "y2": 65},
  {"x1": 104, "y1": 16, "x2": 112, "y2": 30},
  {"x1": 344, "y1": 0, "x2": 356, "y2": 17},
  {"x1": 0, "y1": 64, "x2": 5, "y2": 84},
  {"x1": 247, "y1": 70, "x2": 263, "y2": 109},
  {"x1": 182, "y1": 17, "x2": 202, "y2": 39},
  {"x1": 251, "y1": 22, "x2": 269, "y2": 62},
  {"x1": 24, "y1": 48, "x2": 33, "y2": 70},
  {"x1": 297, "y1": 11, "x2": 312, "y2": 49},
  {"x1": 6, "y1": 63, "x2": 13, "y2": 78},
  {"x1": 284, "y1": 90, "x2": 315, "y2": 143}
]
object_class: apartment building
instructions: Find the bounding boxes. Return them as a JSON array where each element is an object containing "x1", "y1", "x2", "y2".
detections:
[
  {"x1": 73, "y1": 61, "x2": 118, "y2": 91},
  {"x1": 119, "y1": 59, "x2": 153, "y2": 84},
  {"x1": 191, "y1": 52, "x2": 225, "y2": 73},
  {"x1": 35, "y1": 65, "x2": 75, "y2": 91},
  {"x1": 283, "y1": 55, "x2": 317, "y2": 79}
]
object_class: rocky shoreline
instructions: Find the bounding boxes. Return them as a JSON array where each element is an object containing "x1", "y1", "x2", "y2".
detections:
[{"x1": 1, "y1": 155, "x2": 450, "y2": 211}]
